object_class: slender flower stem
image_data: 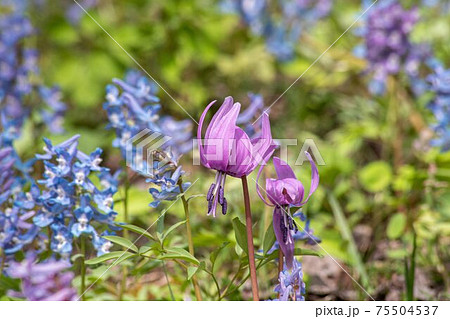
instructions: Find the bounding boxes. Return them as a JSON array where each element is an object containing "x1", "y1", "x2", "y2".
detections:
[
  {"x1": 162, "y1": 261, "x2": 175, "y2": 301},
  {"x1": 241, "y1": 175, "x2": 259, "y2": 301},
  {"x1": 119, "y1": 172, "x2": 130, "y2": 301},
  {"x1": 0, "y1": 249, "x2": 5, "y2": 276},
  {"x1": 178, "y1": 180, "x2": 202, "y2": 301},
  {"x1": 80, "y1": 236, "x2": 86, "y2": 301},
  {"x1": 278, "y1": 249, "x2": 284, "y2": 273}
]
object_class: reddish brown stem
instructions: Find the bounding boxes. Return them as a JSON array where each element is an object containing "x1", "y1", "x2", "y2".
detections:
[{"x1": 241, "y1": 176, "x2": 259, "y2": 301}]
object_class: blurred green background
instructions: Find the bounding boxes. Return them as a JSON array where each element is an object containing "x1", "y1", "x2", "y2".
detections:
[{"x1": 13, "y1": 0, "x2": 450, "y2": 300}]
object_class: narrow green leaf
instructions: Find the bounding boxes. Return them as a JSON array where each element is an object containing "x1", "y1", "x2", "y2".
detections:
[
  {"x1": 232, "y1": 217, "x2": 248, "y2": 255},
  {"x1": 262, "y1": 223, "x2": 276, "y2": 255},
  {"x1": 70, "y1": 253, "x2": 84, "y2": 263},
  {"x1": 159, "y1": 247, "x2": 199, "y2": 265},
  {"x1": 187, "y1": 266, "x2": 199, "y2": 281},
  {"x1": 103, "y1": 235, "x2": 138, "y2": 253},
  {"x1": 162, "y1": 220, "x2": 187, "y2": 243},
  {"x1": 328, "y1": 193, "x2": 369, "y2": 287},
  {"x1": 156, "y1": 213, "x2": 165, "y2": 235},
  {"x1": 85, "y1": 251, "x2": 134, "y2": 265},
  {"x1": 138, "y1": 245, "x2": 153, "y2": 255},
  {"x1": 116, "y1": 223, "x2": 156, "y2": 241},
  {"x1": 210, "y1": 241, "x2": 230, "y2": 272}
]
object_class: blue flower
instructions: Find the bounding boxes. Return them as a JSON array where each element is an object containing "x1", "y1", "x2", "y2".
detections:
[
  {"x1": 32, "y1": 135, "x2": 120, "y2": 256},
  {"x1": 427, "y1": 61, "x2": 450, "y2": 151},
  {"x1": 222, "y1": 0, "x2": 332, "y2": 61},
  {"x1": 274, "y1": 258, "x2": 306, "y2": 301}
]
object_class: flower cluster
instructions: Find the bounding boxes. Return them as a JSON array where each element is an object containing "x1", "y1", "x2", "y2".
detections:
[
  {"x1": 222, "y1": 0, "x2": 332, "y2": 61},
  {"x1": 33, "y1": 135, "x2": 120, "y2": 257},
  {"x1": 103, "y1": 70, "x2": 193, "y2": 207},
  {"x1": 274, "y1": 258, "x2": 305, "y2": 301},
  {"x1": 356, "y1": 1, "x2": 429, "y2": 95},
  {"x1": 427, "y1": 61, "x2": 450, "y2": 151},
  {"x1": 0, "y1": 0, "x2": 66, "y2": 143},
  {"x1": 66, "y1": 0, "x2": 98, "y2": 25},
  {"x1": 0, "y1": 137, "x2": 39, "y2": 258},
  {"x1": 7, "y1": 252, "x2": 77, "y2": 301}
]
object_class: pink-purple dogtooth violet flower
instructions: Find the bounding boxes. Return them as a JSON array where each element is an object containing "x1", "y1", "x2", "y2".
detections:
[
  {"x1": 198, "y1": 96, "x2": 276, "y2": 217},
  {"x1": 257, "y1": 152, "x2": 319, "y2": 269}
]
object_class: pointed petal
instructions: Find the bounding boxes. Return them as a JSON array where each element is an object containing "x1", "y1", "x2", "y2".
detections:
[
  {"x1": 247, "y1": 113, "x2": 275, "y2": 173},
  {"x1": 226, "y1": 127, "x2": 253, "y2": 177},
  {"x1": 197, "y1": 100, "x2": 217, "y2": 168},
  {"x1": 203, "y1": 98, "x2": 241, "y2": 171},
  {"x1": 255, "y1": 164, "x2": 273, "y2": 206},
  {"x1": 273, "y1": 207, "x2": 294, "y2": 269},
  {"x1": 273, "y1": 157, "x2": 296, "y2": 180},
  {"x1": 299, "y1": 151, "x2": 320, "y2": 205}
]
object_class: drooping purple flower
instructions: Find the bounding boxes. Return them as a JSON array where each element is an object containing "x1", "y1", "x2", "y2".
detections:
[
  {"x1": 198, "y1": 96, "x2": 276, "y2": 217},
  {"x1": 257, "y1": 154, "x2": 319, "y2": 268},
  {"x1": 7, "y1": 252, "x2": 77, "y2": 301}
]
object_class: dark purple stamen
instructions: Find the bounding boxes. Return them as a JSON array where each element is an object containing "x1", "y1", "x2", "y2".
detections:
[
  {"x1": 288, "y1": 215, "x2": 294, "y2": 230},
  {"x1": 294, "y1": 221, "x2": 298, "y2": 233},
  {"x1": 218, "y1": 186, "x2": 224, "y2": 205},
  {"x1": 207, "y1": 199, "x2": 213, "y2": 214},
  {"x1": 222, "y1": 198, "x2": 228, "y2": 215},
  {"x1": 207, "y1": 183, "x2": 215, "y2": 201}
]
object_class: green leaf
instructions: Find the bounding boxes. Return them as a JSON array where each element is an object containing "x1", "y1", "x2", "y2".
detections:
[
  {"x1": 159, "y1": 248, "x2": 199, "y2": 265},
  {"x1": 210, "y1": 242, "x2": 230, "y2": 272},
  {"x1": 85, "y1": 251, "x2": 135, "y2": 265},
  {"x1": 116, "y1": 223, "x2": 156, "y2": 241},
  {"x1": 157, "y1": 213, "x2": 165, "y2": 235},
  {"x1": 138, "y1": 245, "x2": 153, "y2": 255},
  {"x1": 103, "y1": 236, "x2": 138, "y2": 253},
  {"x1": 162, "y1": 220, "x2": 187, "y2": 243},
  {"x1": 387, "y1": 213, "x2": 407, "y2": 239},
  {"x1": 293, "y1": 248, "x2": 323, "y2": 257},
  {"x1": 358, "y1": 161, "x2": 393, "y2": 192},
  {"x1": 262, "y1": 223, "x2": 276, "y2": 255},
  {"x1": 187, "y1": 266, "x2": 199, "y2": 281},
  {"x1": 232, "y1": 217, "x2": 248, "y2": 255},
  {"x1": 71, "y1": 253, "x2": 84, "y2": 263}
]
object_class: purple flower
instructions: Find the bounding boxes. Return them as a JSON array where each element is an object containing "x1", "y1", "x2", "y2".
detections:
[
  {"x1": 357, "y1": 1, "x2": 430, "y2": 95},
  {"x1": 257, "y1": 154, "x2": 319, "y2": 268},
  {"x1": 198, "y1": 96, "x2": 276, "y2": 217},
  {"x1": 7, "y1": 253, "x2": 77, "y2": 301}
]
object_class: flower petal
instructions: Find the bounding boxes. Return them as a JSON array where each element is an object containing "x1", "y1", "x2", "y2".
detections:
[
  {"x1": 299, "y1": 151, "x2": 320, "y2": 205},
  {"x1": 202, "y1": 97, "x2": 241, "y2": 171},
  {"x1": 197, "y1": 100, "x2": 217, "y2": 168},
  {"x1": 273, "y1": 156, "x2": 296, "y2": 180},
  {"x1": 273, "y1": 207, "x2": 294, "y2": 269},
  {"x1": 226, "y1": 127, "x2": 253, "y2": 177}
]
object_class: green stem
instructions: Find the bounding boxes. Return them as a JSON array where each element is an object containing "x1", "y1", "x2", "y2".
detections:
[
  {"x1": 178, "y1": 180, "x2": 202, "y2": 301},
  {"x1": 219, "y1": 265, "x2": 242, "y2": 300},
  {"x1": 119, "y1": 173, "x2": 130, "y2": 301},
  {"x1": 241, "y1": 176, "x2": 259, "y2": 301},
  {"x1": 162, "y1": 261, "x2": 175, "y2": 301},
  {"x1": 80, "y1": 237, "x2": 86, "y2": 301},
  {"x1": 0, "y1": 249, "x2": 5, "y2": 276}
]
